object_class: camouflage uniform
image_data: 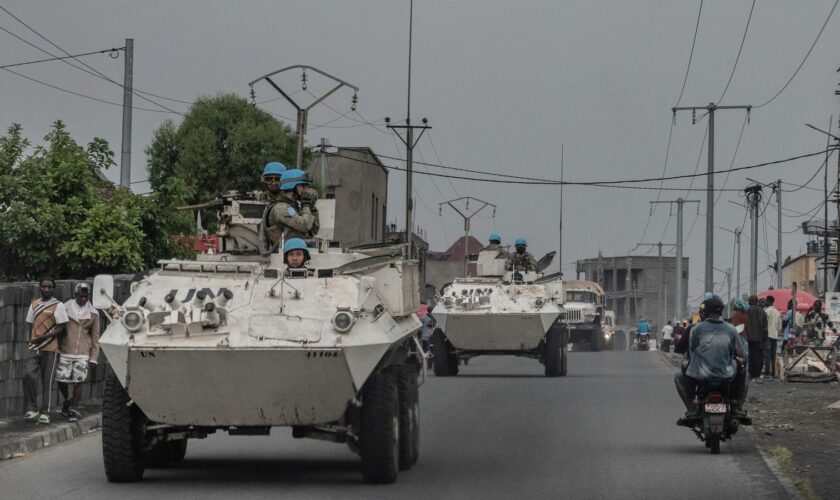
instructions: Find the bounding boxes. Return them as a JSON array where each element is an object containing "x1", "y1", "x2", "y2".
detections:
[
  {"x1": 483, "y1": 243, "x2": 509, "y2": 258},
  {"x1": 265, "y1": 193, "x2": 316, "y2": 243},
  {"x1": 505, "y1": 251, "x2": 537, "y2": 272},
  {"x1": 298, "y1": 186, "x2": 320, "y2": 237},
  {"x1": 255, "y1": 190, "x2": 284, "y2": 203}
]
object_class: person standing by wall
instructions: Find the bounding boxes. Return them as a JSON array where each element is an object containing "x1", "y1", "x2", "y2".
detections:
[
  {"x1": 746, "y1": 295, "x2": 768, "y2": 380},
  {"x1": 660, "y1": 320, "x2": 673, "y2": 353},
  {"x1": 23, "y1": 278, "x2": 69, "y2": 424},
  {"x1": 56, "y1": 283, "x2": 100, "y2": 422},
  {"x1": 763, "y1": 296, "x2": 781, "y2": 378}
]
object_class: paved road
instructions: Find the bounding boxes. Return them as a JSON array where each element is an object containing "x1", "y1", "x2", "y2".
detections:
[{"x1": 0, "y1": 351, "x2": 788, "y2": 499}]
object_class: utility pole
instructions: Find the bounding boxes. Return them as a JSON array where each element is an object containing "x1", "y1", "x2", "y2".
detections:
[
  {"x1": 439, "y1": 197, "x2": 497, "y2": 277},
  {"x1": 745, "y1": 184, "x2": 763, "y2": 295},
  {"x1": 805, "y1": 119, "x2": 840, "y2": 293},
  {"x1": 119, "y1": 38, "x2": 133, "y2": 188},
  {"x1": 719, "y1": 226, "x2": 743, "y2": 300},
  {"x1": 559, "y1": 144, "x2": 564, "y2": 276},
  {"x1": 777, "y1": 180, "x2": 782, "y2": 289},
  {"x1": 636, "y1": 242, "x2": 676, "y2": 329},
  {"x1": 650, "y1": 198, "x2": 700, "y2": 321},
  {"x1": 249, "y1": 65, "x2": 358, "y2": 169},
  {"x1": 318, "y1": 138, "x2": 330, "y2": 193},
  {"x1": 673, "y1": 103, "x2": 752, "y2": 294}
]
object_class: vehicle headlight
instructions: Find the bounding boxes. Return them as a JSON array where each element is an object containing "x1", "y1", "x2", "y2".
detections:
[
  {"x1": 534, "y1": 297, "x2": 545, "y2": 308},
  {"x1": 122, "y1": 310, "x2": 145, "y2": 332},
  {"x1": 332, "y1": 310, "x2": 355, "y2": 333},
  {"x1": 444, "y1": 297, "x2": 454, "y2": 308}
]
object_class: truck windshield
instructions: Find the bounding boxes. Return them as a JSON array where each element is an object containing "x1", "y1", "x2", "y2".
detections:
[{"x1": 567, "y1": 291, "x2": 596, "y2": 303}]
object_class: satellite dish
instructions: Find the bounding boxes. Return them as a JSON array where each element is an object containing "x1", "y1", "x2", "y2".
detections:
[{"x1": 536, "y1": 251, "x2": 557, "y2": 273}]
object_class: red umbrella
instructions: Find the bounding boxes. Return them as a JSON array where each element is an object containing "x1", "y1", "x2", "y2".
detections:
[{"x1": 757, "y1": 288, "x2": 817, "y2": 313}]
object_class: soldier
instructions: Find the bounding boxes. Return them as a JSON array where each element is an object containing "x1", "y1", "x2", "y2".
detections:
[
  {"x1": 283, "y1": 238, "x2": 311, "y2": 269},
  {"x1": 505, "y1": 238, "x2": 537, "y2": 272},
  {"x1": 256, "y1": 161, "x2": 286, "y2": 203},
  {"x1": 483, "y1": 233, "x2": 509, "y2": 258},
  {"x1": 263, "y1": 169, "x2": 317, "y2": 251}
]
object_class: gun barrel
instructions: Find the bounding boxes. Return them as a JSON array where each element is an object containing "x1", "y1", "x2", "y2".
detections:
[{"x1": 176, "y1": 200, "x2": 222, "y2": 211}]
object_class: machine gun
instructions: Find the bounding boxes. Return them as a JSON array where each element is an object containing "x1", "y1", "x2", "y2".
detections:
[{"x1": 176, "y1": 190, "x2": 260, "y2": 212}]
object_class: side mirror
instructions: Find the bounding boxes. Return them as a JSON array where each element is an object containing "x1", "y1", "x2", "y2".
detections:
[{"x1": 92, "y1": 274, "x2": 115, "y2": 309}]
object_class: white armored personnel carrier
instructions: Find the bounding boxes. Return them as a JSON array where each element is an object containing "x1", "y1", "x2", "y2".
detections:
[
  {"x1": 429, "y1": 249, "x2": 567, "y2": 376},
  {"x1": 94, "y1": 192, "x2": 423, "y2": 484}
]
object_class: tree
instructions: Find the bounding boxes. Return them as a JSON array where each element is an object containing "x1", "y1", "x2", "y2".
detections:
[
  {"x1": 146, "y1": 93, "x2": 300, "y2": 206},
  {"x1": 0, "y1": 122, "x2": 191, "y2": 280}
]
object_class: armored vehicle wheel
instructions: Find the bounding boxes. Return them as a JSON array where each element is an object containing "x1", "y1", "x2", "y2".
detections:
[
  {"x1": 102, "y1": 371, "x2": 145, "y2": 482},
  {"x1": 545, "y1": 329, "x2": 567, "y2": 377},
  {"x1": 360, "y1": 366, "x2": 400, "y2": 484},
  {"x1": 431, "y1": 329, "x2": 458, "y2": 376},
  {"x1": 397, "y1": 362, "x2": 420, "y2": 470}
]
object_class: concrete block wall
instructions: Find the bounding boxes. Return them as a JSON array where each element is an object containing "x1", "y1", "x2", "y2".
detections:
[{"x1": 0, "y1": 278, "x2": 134, "y2": 417}]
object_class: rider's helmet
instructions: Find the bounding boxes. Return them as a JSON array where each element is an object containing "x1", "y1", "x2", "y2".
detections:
[
  {"x1": 489, "y1": 233, "x2": 501, "y2": 244},
  {"x1": 701, "y1": 293, "x2": 725, "y2": 318},
  {"x1": 515, "y1": 238, "x2": 527, "y2": 246},
  {"x1": 262, "y1": 161, "x2": 286, "y2": 177},
  {"x1": 283, "y1": 238, "x2": 310, "y2": 264},
  {"x1": 280, "y1": 169, "x2": 310, "y2": 191}
]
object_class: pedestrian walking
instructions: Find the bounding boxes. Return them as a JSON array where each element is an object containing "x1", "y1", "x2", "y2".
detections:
[
  {"x1": 23, "y1": 278, "x2": 69, "y2": 424},
  {"x1": 746, "y1": 295, "x2": 768, "y2": 379},
  {"x1": 57, "y1": 283, "x2": 100, "y2": 422},
  {"x1": 763, "y1": 296, "x2": 781, "y2": 378},
  {"x1": 782, "y1": 299, "x2": 803, "y2": 348}
]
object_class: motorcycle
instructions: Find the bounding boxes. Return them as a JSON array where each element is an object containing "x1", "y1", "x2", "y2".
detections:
[
  {"x1": 637, "y1": 334, "x2": 650, "y2": 351},
  {"x1": 685, "y1": 384, "x2": 740, "y2": 455}
]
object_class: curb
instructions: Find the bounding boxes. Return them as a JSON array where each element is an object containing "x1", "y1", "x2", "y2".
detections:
[{"x1": 0, "y1": 414, "x2": 101, "y2": 460}]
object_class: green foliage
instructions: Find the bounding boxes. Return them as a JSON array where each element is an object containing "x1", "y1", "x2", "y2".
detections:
[
  {"x1": 0, "y1": 122, "x2": 190, "y2": 280},
  {"x1": 146, "y1": 93, "x2": 301, "y2": 206}
]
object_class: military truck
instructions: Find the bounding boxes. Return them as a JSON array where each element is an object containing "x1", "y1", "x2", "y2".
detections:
[
  {"x1": 561, "y1": 280, "x2": 607, "y2": 351},
  {"x1": 95, "y1": 192, "x2": 423, "y2": 484},
  {"x1": 429, "y1": 249, "x2": 567, "y2": 376}
]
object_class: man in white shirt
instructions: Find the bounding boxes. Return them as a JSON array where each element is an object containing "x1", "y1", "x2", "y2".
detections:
[
  {"x1": 661, "y1": 320, "x2": 674, "y2": 352},
  {"x1": 763, "y1": 296, "x2": 781, "y2": 378}
]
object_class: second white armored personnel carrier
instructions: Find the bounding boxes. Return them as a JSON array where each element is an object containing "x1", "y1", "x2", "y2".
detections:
[
  {"x1": 94, "y1": 192, "x2": 423, "y2": 484},
  {"x1": 429, "y1": 249, "x2": 567, "y2": 376}
]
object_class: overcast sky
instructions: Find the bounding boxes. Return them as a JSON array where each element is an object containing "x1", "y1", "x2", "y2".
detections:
[{"x1": 2, "y1": 0, "x2": 839, "y2": 303}]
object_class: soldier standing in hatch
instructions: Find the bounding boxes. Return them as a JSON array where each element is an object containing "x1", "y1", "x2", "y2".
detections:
[
  {"x1": 263, "y1": 169, "x2": 318, "y2": 252},
  {"x1": 505, "y1": 238, "x2": 537, "y2": 272},
  {"x1": 483, "y1": 233, "x2": 509, "y2": 258},
  {"x1": 256, "y1": 161, "x2": 286, "y2": 203}
]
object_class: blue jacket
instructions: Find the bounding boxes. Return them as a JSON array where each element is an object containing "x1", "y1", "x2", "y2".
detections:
[
  {"x1": 637, "y1": 320, "x2": 651, "y2": 334},
  {"x1": 685, "y1": 319, "x2": 742, "y2": 383}
]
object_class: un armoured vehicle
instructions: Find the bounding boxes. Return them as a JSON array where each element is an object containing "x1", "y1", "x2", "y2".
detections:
[
  {"x1": 429, "y1": 249, "x2": 567, "y2": 376},
  {"x1": 562, "y1": 280, "x2": 607, "y2": 351},
  {"x1": 94, "y1": 192, "x2": 423, "y2": 484}
]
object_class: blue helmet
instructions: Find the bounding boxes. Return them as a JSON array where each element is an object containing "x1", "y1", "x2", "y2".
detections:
[
  {"x1": 515, "y1": 238, "x2": 527, "y2": 246},
  {"x1": 262, "y1": 161, "x2": 286, "y2": 177},
  {"x1": 280, "y1": 169, "x2": 309, "y2": 191},
  {"x1": 283, "y1": 238, "x2": 310, "y2": 264},
  {"x1": 489, "y1": 233, "x2": 501, "y2": 243}
]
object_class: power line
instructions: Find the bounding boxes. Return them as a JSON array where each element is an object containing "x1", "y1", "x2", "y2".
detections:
[
  {"x1": 716, "y1": 0, "x2": 756, "y2": 104},
  {"x1": 782, "y1": 149, "x2": 835, "y2": 193},
  {"x1": 0, "y1": 46, "x2": 123, "y2": 69},
  {"x1": 675, "y1": 0, "x2": 704, "y2": 106},
  {"x1": 754, "y1": 0, "x2": 839, "y2": 108},
  {"x1": 0, "y1": 6, "x2": 184, "y2": 115}
]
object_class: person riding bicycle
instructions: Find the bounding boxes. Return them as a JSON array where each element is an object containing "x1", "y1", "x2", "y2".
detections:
[{"x1": 675, "y1": 294, "x2": 749, "y2": 424}]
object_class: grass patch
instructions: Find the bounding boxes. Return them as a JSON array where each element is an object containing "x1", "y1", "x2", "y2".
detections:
[{"x1": 768, "y1": 445, "x2": 820, "y2": 500}]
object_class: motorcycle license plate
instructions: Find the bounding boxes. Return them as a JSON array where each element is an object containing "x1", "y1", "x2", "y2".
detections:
[{"x1": 704, "y1": 403, "x2": 727, "y2": 414}]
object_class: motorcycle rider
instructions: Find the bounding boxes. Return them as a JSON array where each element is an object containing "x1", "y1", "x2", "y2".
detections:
[
  {"x1": 636, "y1": 316, "x2": 651, "y2": 346},
  {"x1": 675, "y1": 294, "x2": 749, "y2": 424}
]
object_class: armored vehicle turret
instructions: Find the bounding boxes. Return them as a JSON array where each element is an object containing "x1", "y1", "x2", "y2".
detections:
[
  {"x1": 429, "y1": 248, "x2": 568, "y2": 376},
  {"x1": 96, "y1": 193, "x2": 423, "y2": 484}
]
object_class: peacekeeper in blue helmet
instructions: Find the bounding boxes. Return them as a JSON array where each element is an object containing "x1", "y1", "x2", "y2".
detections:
[
  {"x1": 504, "y1": 238, "x2": 537, "y2": 272},
  {"x1": 263, "y1": 169, "x2": 319, "y2": 248},
  {"x1": 483, "y1": 233, "x2": 509, "y2": 258},
  {"x1": 283, "y1": 238, "x2": 311, "y2": 269},
  {"x1": 256, "y1": 162, "x2": 286, "y2": 203}
]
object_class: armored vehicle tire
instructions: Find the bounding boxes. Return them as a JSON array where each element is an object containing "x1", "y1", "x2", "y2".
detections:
[
  {"x1": 431, "y1": 329, "x2": 458, "y2": 376},
  {"x1": 102, "y1": 372, "x2": 145, "y2": 482},
  {"x1": 397, "y1": 362, "x2": 420, "y2": 470},
  {"x1": 360, "y1": 366, "x2": 400, "y2": 484},
  {"x1": 545, "y1": 330, "x2": 567, "y2": 377}
]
